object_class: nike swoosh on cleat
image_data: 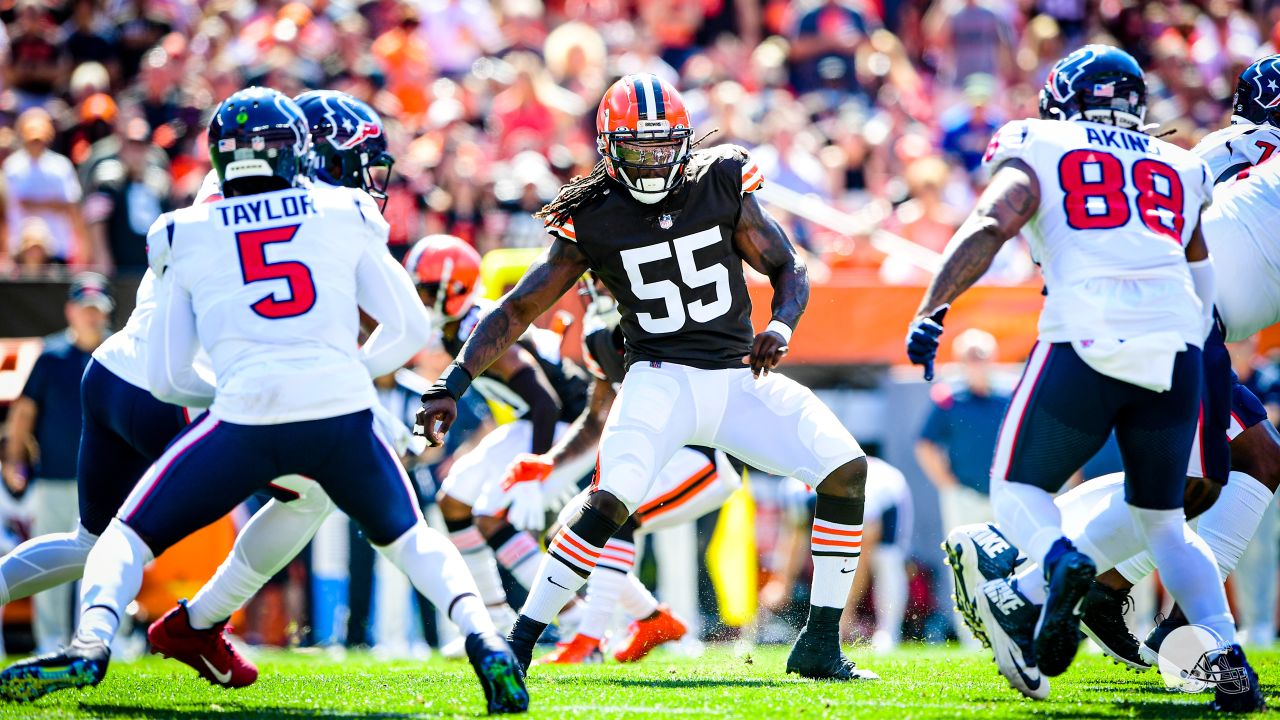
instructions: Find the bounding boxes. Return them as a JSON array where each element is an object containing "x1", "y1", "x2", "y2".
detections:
[
  {"x1": 547, "y1": 576, "x2": 570, "y2": 591},
  {"x1": 200, "y1": 656, "x2": 233, "y2": 685},
  {"x1": 1007, "y1": 650, "x2": 1041, "y2": 691}
]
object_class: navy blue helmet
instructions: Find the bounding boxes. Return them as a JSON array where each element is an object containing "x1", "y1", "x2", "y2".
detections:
[
  {"x1": 293, "y1": 90, "x2": 394, "y2": 208},
  {"x1": 1039, "y1": 45, "x2": 1147, "y2": 130},
  {"x1": 1232, "y1": 55, "x2": 1280, "y2": 127},
  {"x1": 208, "y1": 87, "x2": 309, "y2": 196}
]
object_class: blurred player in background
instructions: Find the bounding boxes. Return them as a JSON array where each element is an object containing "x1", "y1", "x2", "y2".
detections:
[
  {"x1": 405, "y1": 233, "x2": 593, "y2": 643},
  {"x1": 0, "y1": 88, "x2": 528, "y2": 714},
  {"x1": 907, "y1": 45, "x2": 1263, "y2": 711},
  {"x1": 763, "y1": 457, "x2": 913, "y2": 652}
]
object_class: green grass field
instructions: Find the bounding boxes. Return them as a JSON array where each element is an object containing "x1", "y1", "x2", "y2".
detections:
[{"x1": 0, "y1": 644, "x2": 1272, "y2": 719}]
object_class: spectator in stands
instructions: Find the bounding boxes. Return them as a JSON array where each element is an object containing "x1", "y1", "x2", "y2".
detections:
[
  {"x1": 923, "y1": 0, "x2": 1015, "y2": 89},
  {"x1": 5, "y1": 0, "x2": 67, "y2": 111},
  {"x1": 940, "y1": 73, "x2": 1003, "y2": 175},
  {"x1": 915, "y1": 328, "x2": 1007, "y2": 532},
  {"x1": 788, "y1": 0, "x2": 873, "y2": 96},
  {"x1": 4, "y1": 109, "x2": 86, "y2": 267},
  {"x1": 83, "y1": 118, "x2": 171, "y2": 274},
  {"x1": 12, "y1": 218, "x2": 54, "y2": 276},
  {"x1": 2, "y1": 272, "x2": 111, "y2": 653}
]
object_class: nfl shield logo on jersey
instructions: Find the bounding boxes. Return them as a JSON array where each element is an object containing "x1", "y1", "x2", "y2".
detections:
[{"x1": 659, "y1": 214, "x2": 673, "y2": 229}]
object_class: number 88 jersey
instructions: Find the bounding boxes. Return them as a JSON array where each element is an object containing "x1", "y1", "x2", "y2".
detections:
[
  {"x1": 545, "y1": 145, "x2": 761, "y2": 370},
  {"x1": 984, "y1": 118, "x2": 1214, "y2": 346}
]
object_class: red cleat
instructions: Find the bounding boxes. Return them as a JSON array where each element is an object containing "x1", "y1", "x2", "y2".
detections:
[
  {"x1": 148, "y1": 600, "x2": 258, "y2": 688},
  {"x1": 533, "y1": 634, "x2": 603, "y2": 665},
  {"x1": 611, "y1": 605, "x2": 687, "y2": 663}
]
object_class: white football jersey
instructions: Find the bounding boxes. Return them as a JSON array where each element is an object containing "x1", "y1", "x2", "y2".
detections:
[
  {"x1": 95, "y1": 175, "x2": 228, "y2": 392},
  {"x1": 91, "y1": 269, "x2": 158, "y2": 390},
  {"x1": 1201, "y1": 158, "x2": 1280, "y2": 341},
  {"x1": 864, "y1": 457, "x2": 912, "y2": 524},
  {"x1": 984, "y1": 118, "x2": 1214, "y2": 346},
  {"x1": 147, "y1": 183, "x2": 427, "y2": 424},
  {"x1": 1194, "y1": 123, "x2": 1280, "y2": 184}
]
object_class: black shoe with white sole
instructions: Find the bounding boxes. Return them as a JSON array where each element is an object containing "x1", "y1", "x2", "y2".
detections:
[
  {"x1": 1033, "y1": 544, "x2": 1095, "y2": 677},
  {"x1": 1079, "y1": 581, "x2": 1149, "y2": 672},
  {"x1": 975, "y1": 577, "x2": 1049, "y2": 700}
]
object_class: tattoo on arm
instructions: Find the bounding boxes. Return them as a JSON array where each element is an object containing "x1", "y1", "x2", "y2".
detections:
[
  {"x1": 456, "y1": 238, "x2": 590, "y2": 377},
  {"x1": 915, "y1": 159, "x2": 1039, "y2": 316},
  {"x1": 733, "y1": 192, "x2": 809, "y2": 329}
]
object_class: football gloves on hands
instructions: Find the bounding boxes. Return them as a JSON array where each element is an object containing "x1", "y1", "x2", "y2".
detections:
[
  {"x1": 906, "y1": 306, "x2": 949, "y2": 382},
  {"x1": 502, "y1": 454, "x2": 556, "y2": 532}
]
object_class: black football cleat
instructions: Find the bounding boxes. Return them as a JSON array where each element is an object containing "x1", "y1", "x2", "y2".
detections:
[
  {"x1": 1033, "y1": 545, "x2": 1095, "y2": 677},
  {"x1": 1208, "y1": 644, "x2": 1265, "y2": 714},
  {"x1": 1079, "y1": 581, "x2": 1149, "y2": 672},
  {"x1": 1140, "y1": 606, "x2": 1187, "y2": 666},
  {"x1": 976, "y1": 577, "x2": 1049, "y2": 700},
  {"x1": 785, "y1": 607, "x2": 880, "y2": 681},
  {"x1": 464, "y1": 631, "x2": 529, "y2": 715},
  {"x1": 0, "y1": 636, "x2": 110, "y2": 702}
]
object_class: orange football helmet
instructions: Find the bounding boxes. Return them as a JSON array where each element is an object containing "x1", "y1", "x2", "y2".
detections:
[
  {"x1": 403, "y1": 234, "x2": 482, "y2": 320},
  {"x1": 596, "y1": 73, "x2": 693, "y2": 204}
]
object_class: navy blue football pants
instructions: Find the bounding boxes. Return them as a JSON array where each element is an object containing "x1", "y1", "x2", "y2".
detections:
[
  {"x1": 116, "y1": 409, "x2": 418, "y2": 554},
  {"x1": 992, "y1": 342, "x2": 1201, "y2": 510},
  {"x1": 77, "y1": 360, "x2": 188, "y2": 536}
]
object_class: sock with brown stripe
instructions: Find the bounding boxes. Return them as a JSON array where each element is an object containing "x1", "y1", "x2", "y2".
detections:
[
  {"x1": 520, "y1": 503, "x2": 621, "y2": 624},
  {"x1": 809, "y1": 494, "x2": 864, "y2": 609}
]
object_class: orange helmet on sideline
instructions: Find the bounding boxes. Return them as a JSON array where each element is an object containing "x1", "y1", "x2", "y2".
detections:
[
  {"x1": 596, "y1": 73, "x2": 693, "y2": 204},
  {"x1": 403, "y1": 234, "x2": 482, "y2": 320}
]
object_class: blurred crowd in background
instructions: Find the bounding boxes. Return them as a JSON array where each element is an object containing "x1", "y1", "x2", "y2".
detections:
[
  {"x1": 0, "y1": 0, "x2": 1277, "y2": 283},
  {"x1": 6, "y1": 0, "x2": 1280, "y2": 654}
]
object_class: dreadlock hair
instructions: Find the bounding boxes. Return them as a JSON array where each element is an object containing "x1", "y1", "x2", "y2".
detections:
[
  {"x1": 534, "y1": 129, "x2": 720, "y2": 226},
  {"x1": 535, "y1": 159, "x2": 611, "y2": 226}
]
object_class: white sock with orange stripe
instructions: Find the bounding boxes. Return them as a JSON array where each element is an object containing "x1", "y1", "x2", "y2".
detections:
[
  {"x1": 578, "y1": 537, "x2": 637, "y2": 639},
  {"x1": 521, "y1": 504, "x2": 621, "y2": 624},
  {"x1": 809, "y1": 495, "x2": 864, "y2": 609}
]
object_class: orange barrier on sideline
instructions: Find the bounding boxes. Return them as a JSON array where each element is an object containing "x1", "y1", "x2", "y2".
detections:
[
  {"x1": 135, "y1": 514, "x2": 239, "y2": 625},
  {"x1": 747, "y1": 278, "x2": 1047, "y2": 364}
]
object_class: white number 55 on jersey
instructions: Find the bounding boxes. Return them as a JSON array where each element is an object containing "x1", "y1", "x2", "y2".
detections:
[{"x1": 621, "y1": 228, "x2": 732, "y2": 334}]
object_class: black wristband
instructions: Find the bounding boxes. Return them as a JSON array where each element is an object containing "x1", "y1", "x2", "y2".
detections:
[{"x1": 431, "y1": 363, "x2": 473, "y2": 401}]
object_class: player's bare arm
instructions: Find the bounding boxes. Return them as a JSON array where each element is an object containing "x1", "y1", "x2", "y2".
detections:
[
  {"x1": 907, "y1": 159, "x2": 1039, "y2": 380},
  {"x1": 416, "y1": 238, "x2": 590, "y2": 445},
  {"x1": 733, "y1": 191, "x2": 809, "y2": 377},
  {"x1": 916, "y1": 159, "x2": 1039, "y2": 315}
]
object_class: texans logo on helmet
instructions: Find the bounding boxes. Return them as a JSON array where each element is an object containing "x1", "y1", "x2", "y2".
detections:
[
  {"x1": 321, "y1": 95, "x2": 382, "y2": 150},
  {"x1": 1248, "y1": 57, "x2": 1280, "y2": 110},
  {"x1": 1047, "y1": 47, "x2": 1097, "y2": 103}
]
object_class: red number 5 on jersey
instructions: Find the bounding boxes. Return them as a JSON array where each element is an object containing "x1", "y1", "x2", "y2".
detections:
[
  {"x1": 236, "y1": 225, "x2": 317, "y2": 319},
  {"x1": 1058, "y1": 149, "x2": 1186, "y2": 242}
]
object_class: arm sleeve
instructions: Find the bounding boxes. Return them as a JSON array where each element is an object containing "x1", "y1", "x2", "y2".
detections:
[
  {"x1": 356, "y1": 240, "x2": 432, "y2": 379},
  {"x1": 146, "y1": 270, "x2": 216, "y2": 407},
  {"x1": 504, "y1": 364, "x2": 562, "y2": 454}
]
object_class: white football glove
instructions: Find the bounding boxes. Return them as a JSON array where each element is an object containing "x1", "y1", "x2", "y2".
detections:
[
  {"x1": 371, "y1": 402, "x2": 413, "y2": 457},
  {"x1": 501, "y1": 454, "x2": 555, "y2": 532}
]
